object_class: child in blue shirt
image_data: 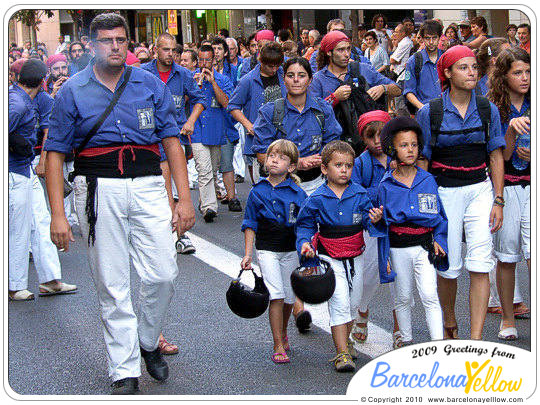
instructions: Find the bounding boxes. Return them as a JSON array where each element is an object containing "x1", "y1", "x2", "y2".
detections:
[
  {"x1": 241, "y1": 139, "x2": 307, "y2": 364},
  {"x1": 296, "y1": 140, "x2": 384, "y2": 372},
  {"x1": 377, "y1": 117, "x2": 448, "y2": 346}
]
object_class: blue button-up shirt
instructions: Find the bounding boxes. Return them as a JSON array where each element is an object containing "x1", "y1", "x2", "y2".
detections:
[
  {"x1": 309, "y1": 47, "x2": 371, "y2": 74},
  {"x1": 416, "y1": 89, "x2": 505, "y2": 160},
  {"x1": 9, "y1": 84, "x2": 39, "y2": 176},
  {"x1": 242, "y1": 177, "x2": 308, "y2": 232},
  {"x1": 33, "y1": 89, "x2": 54, "y2": 147},
  {"x1": 252, "y1": 93, "x2": 342, "y2": 157},
  {"x1": 310, "y1": 64, "x2": 394, "y2": 100},
  {"x1": 376, "y1": 168, "x2": 449, "y2": 280},
  {"x1": 351, "y1": 150, "x2": 392, "y2": 205},
  {"x1": 44, "y1": 63, "x2": 180, "y2": 154},
  {"x1": 402, "y1": 48, "x2": 443, "y2": 104},
  {"x1": 190, "y1": 69, "x2": 234, "y2": 145},
  {"x1": 227, "y1": 64, "x2": 287, "y2": 155},
  {"x1": 295, "y1": 181, "x2": 385, "y2": 256}
]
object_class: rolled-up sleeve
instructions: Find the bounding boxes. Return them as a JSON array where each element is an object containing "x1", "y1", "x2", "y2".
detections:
[
  {"x1": 486, "y1": 103, "x2": 505, "y2": 153},
  {"x1": 241, "y1": 191, "x2": 259, "y2": 232},
  {"x1": 44, "y1": 86, "x2": 76, "y2": 154},
  {"x1": 184, "y1": 70, "x2": 208, "y2": 110}
]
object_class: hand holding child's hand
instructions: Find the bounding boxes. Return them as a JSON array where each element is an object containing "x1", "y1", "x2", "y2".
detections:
[
  {"x1": 433, "y1": 241, "x2": 446, "y2": 257},
  {"x1": 301, "y1": 242, "x2": 315, "y2": 258},
  {"x1": 369, "y1": 205, "x2": 384, "y2": 223}
]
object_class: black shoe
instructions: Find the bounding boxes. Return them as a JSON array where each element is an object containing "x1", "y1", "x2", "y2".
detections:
[
  {"x1": 221, "y1": 198, "x2": 230, "y2": 205},
  {"x1": 295, "y1": 310, "x2": 312, "y2": 333},
  {"x1": 203, "y1": 209, "x2": 217, "y2": 223},
  {"x1": 235, "y1": 175, "x2": 244, "y2": 184},
  {"x1": 228, "y1": 198, "x2": 242, "y2": 212},
  {"x1": 141, "y1": 347, "x2": 169, "y2": 381},
  {"x1": 111, "y1": 377, "x2": 139, "y2": 395}
]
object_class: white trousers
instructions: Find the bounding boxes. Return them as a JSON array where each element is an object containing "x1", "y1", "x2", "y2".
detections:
[
  {"x1": 74, "y1": 175, "x2": 178, "y2": 381},
  {"x1": 320, "y1": 254, "x2": 363, "y2": 327},
  {"x1": 63, "y1": 161, "x2": 78, "y2": 226},
  {"x1": 30, "y1": 172, "x2": 62, "y2": 284},
  {"x1": 437, "y1": 179, "x2": 495, "y2": 279},
  {"x1": 494, "y1": 185, "x2": 530, "y2": 262},
  {"x1": 232, "y1": 122, "x2": 246, "y2": 178},
  {"x1": 299, "y1": 175, "x2": 325, "y2": 197},
  {"x1": 488, "y1": 261, "x2": 523, "y2": 306},
  {"x1": 389, "y1": 245, "x2": 443, "y2": 342},
  {"x1": 257, "y1": 250, "x2": 299, "y2": 304},
  {"x1": 8, "y1": 172, "x2": 33, "y2": 291},
  {"x1": 350, "y1": 234, "x2": 379, "y2": 314},
  {"x1": 192, "y1": 143, "x2": 221, "y2": 213}
]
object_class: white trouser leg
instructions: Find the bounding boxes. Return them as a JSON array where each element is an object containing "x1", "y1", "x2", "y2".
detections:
[
  {"x1": 299, "y1": 175, "x2": 325, "y2": 196},
  {"x1": 30, "y1": 172, "x2": 62, "y2": 283},
  {"x1": 63, "y1": 161, "x2": 78, "y2": 226},
  {"x1": 192, "y1": 143, "x2": 220, "y2": 213},
  {"x1": 74, "y1": 175, "x2": 177, "y2": 381},
  {"x1": 411, "y1": 247, "x2": 443, "y2": 340},
  {"x1": 233, "y1": 123, "x2": 246, "y2": 177},
  {"x1": 252, "y1": 158, "x2": 261, "y2": 184},
  {"x1": 8, "y1": 172, "x2": 33, "y2": 291},
  {"x1": 389, "y1": 247, "x2": 415, "y2": 342},
  {"x1": 356, "y1": 234, "x2": 380, "y2": 313}
]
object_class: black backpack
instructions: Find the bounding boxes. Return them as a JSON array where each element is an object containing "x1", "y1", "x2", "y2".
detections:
[
  {"x1": 272, "y1": 97, "x2": 325, "y2": 138},
  {"x1": 428, "y1": 95, "x2": 491, "y2": 149},
  {"x1": 333, "y1": 61, "x2": 385, "y2": 155}
]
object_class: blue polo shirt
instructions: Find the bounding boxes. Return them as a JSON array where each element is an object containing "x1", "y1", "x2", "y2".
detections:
[
  {"x1": 44, "y1": 63, "x2": 180, "y2": 154},
  {"x1": 33, "y1": 89, "x2": 54, "y2": 148},
  {"x1": 219, "y1": 61, "x2": 241, "y2": 144},
  {"x1": 416, "y1": 89, "x2": 505, "y2": 160},
  {"x1": 190, "y1": 69, "x2": 234, "y2": 146},
  {"x1": 295, "y1": 181, "x2": 386, "y2": 256},
  {"x1": 227, "y1": 64, "x2": 287, "y2": 155},
  {"x1": 376, "y1": 168, "x2": 449, "y2": 279},
  {"x1": 242, "y1": 177, "x2": 308, "y2": 232},
  {"x1": 252, "y1": 94, "x2": 341, "y2": 157},
  {"x1": 309, "y1": 63, "x2": 394, "y2": 100},
  {"x1": 351, "y1": 151, "x2": 392, "y2": 205},
  {"x1": 402, "y1": 48, "x2": 443, "y2": 104},
  {"x1": 309, "y1": 47, "x2": 371, "y2": 74},
  {"x1": 9, "y1": 84, "x2": 39, "y2": 177}
]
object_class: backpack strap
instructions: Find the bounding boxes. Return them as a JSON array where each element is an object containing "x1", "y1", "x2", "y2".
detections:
[
  {"x1": 475, "y1": 95, "x2": 491, "y2": 143},
  {"x1": 414, "y1": 51, "x2": 423, "y2": 82},
  {"x1": 313, "y1": 98, "x2": 326, "y2": 134},
  {"x1": 428, "y1": 97, "x2": 444, "y2": 148},
  {"x1": 348, "y1": 61, "x2": 368, "y2": 90},
  {"x1": 272, "y1": 98, "x2": 287, "y2": 138}
]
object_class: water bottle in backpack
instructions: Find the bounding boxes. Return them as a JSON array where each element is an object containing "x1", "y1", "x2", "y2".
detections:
[{"x1": 512, "y1": 109, "x2": 531, "y2": 170}]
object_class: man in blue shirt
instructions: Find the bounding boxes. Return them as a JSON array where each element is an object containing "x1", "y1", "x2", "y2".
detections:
[
  {"x1": 403, "y1": 20, "x2": 444, "y2": 114},
  {"x1": 44, "y1": 53, "x2": 69, "y2": 97},
  {"x1": 238, "y1": 29, "x2": 275, "y2": 78},
  {"x1": 191, "y1": 44, "x2": 235, "y2": 223},
  {"x1": 44, "y1": 13, "x2": 195, "y2": 395}
]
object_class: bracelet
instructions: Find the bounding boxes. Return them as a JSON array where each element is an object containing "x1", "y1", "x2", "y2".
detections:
[
  {"x1": 493, "y1": 199, "x2": 505, "y2": 207},
  {"x1": 494, "y1": 196, "x2": 505, "y2": 203}
]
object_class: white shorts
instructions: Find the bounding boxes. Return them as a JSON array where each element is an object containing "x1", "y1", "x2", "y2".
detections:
[
  {"x1": 320, "y1": 254, "x2": 363, "y2": 327},
  {"x1": 299, "y1": 174, "x2": 324, "y2": 196},
  {"x1": 437, "y1": 179, "x2": 495, "y2": 279},
  {"x1": 494, "y1": 185, "x2": 530, "y2": 263},
  {"x1": 257, "y1": 250, "x2": 299, "y2": 304}
]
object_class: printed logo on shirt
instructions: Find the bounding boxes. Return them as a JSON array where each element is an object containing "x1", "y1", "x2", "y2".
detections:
[
  {"x1": 403, "y1": 70, "x2": 411, "y2": 81},
  {"x1": 289, "y1": 203, "x2": 299, "y2": 224},
  {"x1": 263, "y1": 85, "x2": 282, "y2": 104},
  {"x1": 137, "y1": 108, "x2": 155, "y2": 130},
  {"x1": 309, "y1": 133, "x2": 323, "y2": 152},
  {"x1": 352, "y1": 212, "x2": 362, "y2": 225},
  {"x1": 418, "y1": 193, "x2": 438, "y2": 214},
  {"x1": 172, "y1": 95, "x2": 183, "y2": 109},
  {"x1": 210, "y1": 96, "x2": 220, "y2": 108}
]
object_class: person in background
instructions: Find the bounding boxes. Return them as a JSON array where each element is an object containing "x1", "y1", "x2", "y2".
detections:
[
  {"x1": 357, "y1": 24, "x2": 368, "y2": 52},
  {"x1": 370, "y1": 14, "x2": 392, "y2": 54},
  {"x1": 134, "y1": 46, "x2": 151, "y2": 64},
  {"x1": 238, "y1": 30, "x2": 275, "y2": 78},
  {"x1": 390, "y1": 23, "x2": 414, "y2": 116},
  {"x1": 402, "y1": 18, "x2": 415, "y2": 38},
  {"x1": 282, "y1": 40, "x2": 298, "y2": 58},
  {"x1": 458, "y1": 20, "x2": 476, "y2": 44},
  {"x1": 517, "y1": 24, "x2": 531, "y2": 54},
  {"x1": 226, "y1": 37, "x2": 243, "y2": 68},
  {"x1": 173, "y1": 44, "x2": 183, "y2": 64},
  {"x1": 297, "y1": 28, "x2": 310, "y2": 56},
  {"x1": 44, "y1": 53, "x2": 69, "y2": 97},
  {"x1": 364, "y1": 30, "x2": 390, "y2": 73},
  {"x1": 55, "y1": 35, "x2": 68, "y2": 54},
  {"x1": 180, "y1": 49, "x2": 198, "y2": 71},
  {"x1": 68, "y1": 41, "x2": 91, "y2": 76},
  {"x1": 505, "y1": 24, "x2": 518, "y2": 47},
  {"x1": 277, "y1": 28, "x2": 292, "y2": 44},
  {"x1": 475, "y1": 38, "x2": 510, "y2": 96},
  {"x1": 303, "y1": 29, "x2": 320, "y2": 60},
  {"x1": 465, "y1": 16, "x2": 490, "y2": 50}
]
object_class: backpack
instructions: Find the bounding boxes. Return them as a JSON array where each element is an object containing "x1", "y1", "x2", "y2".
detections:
[
  {"x1": 272, "y1": 97, "x2": 325, "y2": 138},
  {"x1": 405, "y1": 51, "x2": 424, "y2": 115},
  {"x1": 428, "y1": 95, "x2": 491, "y2": 149},
  {"x1": 333, "y1": 61, "x2": 386, "y2": 155}
]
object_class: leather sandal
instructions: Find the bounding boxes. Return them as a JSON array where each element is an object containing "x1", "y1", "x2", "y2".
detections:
[
  {"x1": 443, "y1": 324, "x2": 459, "y2": 340},
  {"x1": 271, "y1": 352, "x2": 290, "y2": 364},
  {"x1": 392, "y1": 331, "x2": 404, "y2": 349},
  {"x1": 351, "y1": 312, "x2": 369, "y2": 343},
  {"x1": 158, "y1": 335, "x2": 179, "y2": 355},
  {"x1": 9, "y1": 289, "x2": 35, "y2": 301},
  {"x1": 498, "y1": 321, "x2": 518, "y2": 341}
]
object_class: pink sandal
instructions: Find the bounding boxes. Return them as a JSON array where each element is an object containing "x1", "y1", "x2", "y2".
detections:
[{"x1": 271, "y1": 352, "x2": 290, "y2": 364}]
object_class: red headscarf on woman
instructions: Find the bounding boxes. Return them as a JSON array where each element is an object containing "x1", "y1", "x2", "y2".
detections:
[{"x1": 436, "y1": 45, "x2": 476, "y2": 91}]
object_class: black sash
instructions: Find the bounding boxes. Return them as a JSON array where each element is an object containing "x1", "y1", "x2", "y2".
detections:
[
  {"x1": 255, "y1": 218, "x2": 296, "y2": 252},
  {"x1": 430, "y1": 144, "x2": 488, "y2": 187}
]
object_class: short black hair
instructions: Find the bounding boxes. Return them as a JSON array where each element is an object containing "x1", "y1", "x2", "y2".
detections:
[
  {"x1": 18, "y1": 59, "x2": 47, "y2": 88},
  {"x1": 69, "y1": 41, "x2": 84, "y2": 53},
  {"x1": 199, "y1": 44, "x2": 214, "y2": 57},
  {"x1": 211, "y1": 36, "x2": 230, "y2": 56},
  {"x1": 278, "y1": 28, "x2": 292, "y2": 42},
  {"x1": 517, "y1": 23, "x2": 530, "y2": 33},
  {"x1": 283, "y1": 56, "x2": 313, "y2": 79},
  {"x1": 219, "y1": 28, "x2": 230, "y2": 38},
  {"x1": 174, "y1": 44, "x2": 183, "y2": 54},
  {"x1": 364, "y1": 31, "x2": 377, "y2": 42},
  {"x1": 248, "y1": 32, "x2": 257, "y2": 44},
  {"x1": 259, "y1": 42, "x2": 284, "y2": 66},
  {"x1": 90, "y1": 13, "x2": 129, "y2": 41},
  {"x1": 419, "y1": 20, "x2": 443, "y2": 38}
]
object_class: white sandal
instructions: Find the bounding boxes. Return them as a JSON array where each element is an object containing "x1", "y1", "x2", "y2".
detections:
[
  {"x1": 351, "y1": 313, "x2": 369, "y2": 343},
  {"x1": 39, "y1": 282, "x2": 78, "y2": 296},
  {"x1": 9, "y1": 289, "x2": 35, "y2": 301},
  {"x1": 498, "y1": 321, "x2": 518, "y2": 341}
]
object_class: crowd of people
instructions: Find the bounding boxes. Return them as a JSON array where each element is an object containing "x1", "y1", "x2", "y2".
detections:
[{"x1": 8, "y1": 11, "x2": 530, "y2": 394}]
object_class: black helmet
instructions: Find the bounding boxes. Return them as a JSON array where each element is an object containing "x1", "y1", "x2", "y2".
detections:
[
  {"x1": 290, "y1": 257, "x2": 335, "y2": 304},
  {"x1": 381, "y1": 116, "x2": 424, "y2": 159},
  {"x1": 226, "y1": 268, "x2": 270, "y2": 319}
]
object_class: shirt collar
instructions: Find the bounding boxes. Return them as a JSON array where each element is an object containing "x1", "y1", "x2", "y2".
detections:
[
  {"x1": 76, "y1": 59, "x2": 142, "y2": 87},
  {"x1": 381, "y1": 167, "x2": 430, "y2": 188},
  {"x1": 441, "y1": 88, "x2": 479, "y2": 120},
  {"x1": 11, "y1": 83, "x2": 33, "y2": 104},
  {"x1": 315, "y1": 181, "x2": 359, "y2": 200},
  {"x1": 420, "y1": 48, "x2": 443, "y2": 65},
  {"x1": 284, "y1": 92, "x2": 320, "y2": 114},
  {"x1": 258, "y1": 176, "x2": 296, "y2": 189}
]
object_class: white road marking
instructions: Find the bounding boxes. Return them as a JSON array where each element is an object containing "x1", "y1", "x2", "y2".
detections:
[{"x1": 186, "y1": 232, "x2": 394, "y2": 358}]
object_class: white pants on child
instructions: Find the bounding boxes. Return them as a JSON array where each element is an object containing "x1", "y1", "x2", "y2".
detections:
[
  {"x1": 389, "y1": 245, "x2": 443, "y2": 342},
  {"x1": 320, "y1": 254, "x2": 362, "y2": 327},
  {"x1": 74, "y1": 175, "x2": 178, "y2": 382},
  {"x1": 351, "y1": 234, "x2": 379, "y2": 314},
  {"x1": 257, "y1": 250, "x2": 299, "y2": 304},
  {"x1": 299, "y1": 175, "x2": 325, "y2": 197},
  {"x1": 437, "y1": 179, "x2": 494, "y2": 279}
]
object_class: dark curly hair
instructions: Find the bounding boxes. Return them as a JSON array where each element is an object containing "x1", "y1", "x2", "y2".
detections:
[{"x1": 487, "y1": 47, "x2": 530, "y2": 124}]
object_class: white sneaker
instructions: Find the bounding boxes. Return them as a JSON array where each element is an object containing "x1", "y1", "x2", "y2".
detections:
[{"x1": 175, "y1": 235, "x2": 196, "y2": 254}]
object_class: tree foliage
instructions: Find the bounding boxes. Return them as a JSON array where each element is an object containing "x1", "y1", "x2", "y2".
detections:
[{"x1": 12, "y1": 10, "x2": 54, "y2": 31}]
